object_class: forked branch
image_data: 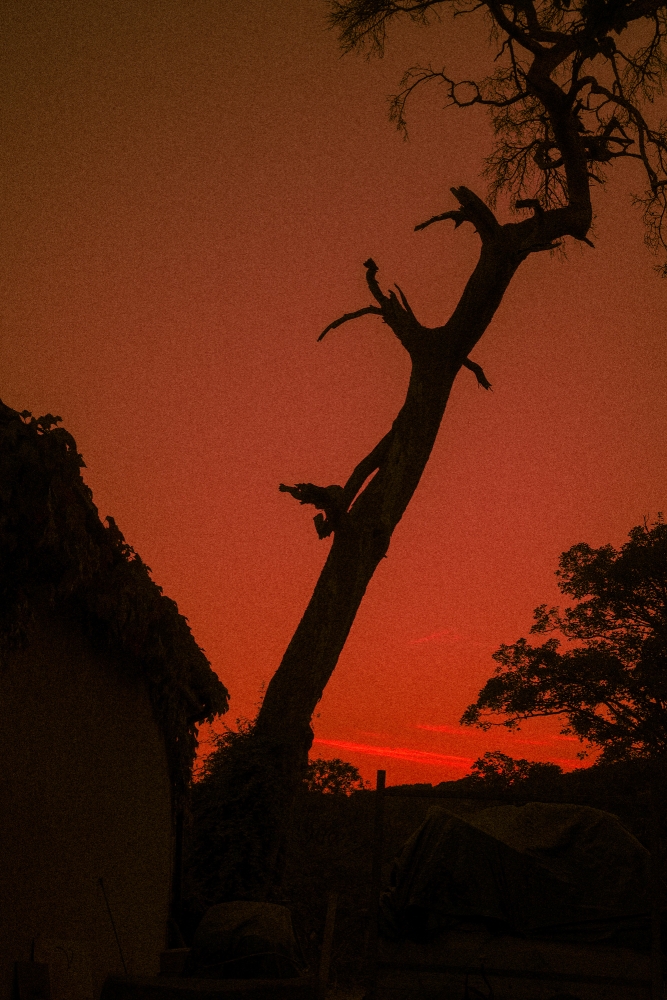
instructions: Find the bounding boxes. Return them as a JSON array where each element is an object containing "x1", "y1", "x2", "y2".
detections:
[
  {"x1": 286, "y1": 235, "x2": 496, "y2": 539},
  {"x1": 415, "y1": 186, "x2": 502, "y2": 243},
  {"x1": 278, "y1": 482, "x2": 347, "y2": 539},
  {"x1": 279, "y1": 431, "x2": 395, "y2": 538}
]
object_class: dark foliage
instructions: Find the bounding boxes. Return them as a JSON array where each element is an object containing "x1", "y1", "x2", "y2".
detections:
[
  {"x1": 181, "y1": 761, "x2": 667, "y2": 987},
  {"x1": 457, "y1": 750, "x2": 564, "y2": 792},
  {"x1": 0, "y1": 399, "x2": 229, "y2": 820},
  {"x1": 329, "y1": 0, "x2": 667, "y2": 271},
  {"x1": 183, "y1": 718, "x2": 300, "y2": 905},
  {"x1": 305, "y1": 757, "x2": 370, "y2": 794},
  {"x1": 183, "y1": 724, "x2": 369, "y2": 910},
  {"x1": 462, "y1": 516, "x2": 667, "y2": 763}
]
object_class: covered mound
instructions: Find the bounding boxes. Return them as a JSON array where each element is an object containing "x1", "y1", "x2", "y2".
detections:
[
  {"x1": 184, "y1": 902, "x2": 307, "y2": 979},
  {"x1": 379, "y1": 802, "x2": 662, "y2": 949}
]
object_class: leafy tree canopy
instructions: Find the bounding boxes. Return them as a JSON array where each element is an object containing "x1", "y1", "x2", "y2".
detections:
[
  {"x1": 330, "y1": 0, "x2": 667, "y2": 270},
  {"x1": 461, "y1": 516, "x2": 667, "y2": 763},
  {"x1": 463, "y1": 750, "x2": 564, "y2": 788},
  {"x1": 196, "y1": 723, "x2": 369, "y2": 796},
  {"x1": 304, "y1": 757, "x2": 370, "y2": 794},
  {"x1": 185, "y1": 719, "x2": 369, "y2": 905}
]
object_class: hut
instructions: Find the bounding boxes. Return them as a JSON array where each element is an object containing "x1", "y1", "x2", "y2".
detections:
[{"x1": 0, "y1": 401, "x2": 229, "y2": 1000}]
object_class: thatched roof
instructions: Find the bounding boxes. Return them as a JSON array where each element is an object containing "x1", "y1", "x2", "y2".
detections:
[{"x1": 0, "y1": 399, "x2": 229, "y2": 819}]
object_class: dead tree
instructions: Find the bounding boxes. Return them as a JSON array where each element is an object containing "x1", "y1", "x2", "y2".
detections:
[{"x1": 192, "y1": 0, "x2": 667, "y2": 905}]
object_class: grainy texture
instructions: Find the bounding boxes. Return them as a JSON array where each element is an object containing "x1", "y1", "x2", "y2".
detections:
[
  {"x1": 182, "y1": 778, "x2": 662, "y2": 993},
  {"x1": 0, "y1": 400, "x2": 229, "y2": 823},
  {"x1": 0, "y1": 612, "x2": 172, "y2": 1000}
]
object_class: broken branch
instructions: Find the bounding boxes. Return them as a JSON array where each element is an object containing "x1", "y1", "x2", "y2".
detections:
[
  {"x1": 416, "y1": 187, "x2": 501, "y2": 243},
  {"x1": 462, "y1": 358, "x2": 493, "y2": 390},
  {"x1": 341, "y1": 430, "x2": 394, "y2": 511},
  {"x1": 393, "y1": 283, "x2": 417, "y2": 323},
  {"x1": 363, "y1": 258, "x2": 386, "y2": 305},
  {"x1": 279, "y1": 482, "x2": 347, "y2": 539},
  {"x1": 318, "y1": 305, "x2": 382, "y2": 342},
  {"x1": 415, "y1": 210, "x2": 466, "y2": 232}
]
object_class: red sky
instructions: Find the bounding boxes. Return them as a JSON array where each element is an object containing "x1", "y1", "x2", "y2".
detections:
[{"x1": 3, "y1": 1, "x2": 666, "y2": 787}]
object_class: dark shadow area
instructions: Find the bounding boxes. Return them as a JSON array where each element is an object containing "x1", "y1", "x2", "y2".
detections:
[{"x1": 177, "y1": 757, "x2": 667, "y2": 994}]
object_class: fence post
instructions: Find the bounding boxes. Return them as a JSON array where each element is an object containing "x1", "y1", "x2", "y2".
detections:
[
  {"x1": 651, "y1": 779, "x2": 664, "y2": 1000},
  {"x1": 317, "y1": 891, "x2": 338, "y2": 1000},
  {"x1": 366, "y1": 769, "x2": 386, "y2": 1000}
]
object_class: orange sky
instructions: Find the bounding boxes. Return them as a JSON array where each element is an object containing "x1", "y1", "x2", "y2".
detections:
[{"x1": 3, "y1": 1, "x2": 666, "y2": 787}]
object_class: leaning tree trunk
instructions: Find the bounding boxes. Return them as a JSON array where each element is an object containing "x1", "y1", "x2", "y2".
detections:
[{"x1": 199, "y1": 106, "x2": 592, "y2": 902}]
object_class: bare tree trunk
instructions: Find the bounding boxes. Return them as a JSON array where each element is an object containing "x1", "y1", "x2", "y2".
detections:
[
  {"x1": 259, "y1": 211, "x2": 524, "y2": 729},
  {"x1": 200, "y1": 179, "x2": 592, "y2": 903}
]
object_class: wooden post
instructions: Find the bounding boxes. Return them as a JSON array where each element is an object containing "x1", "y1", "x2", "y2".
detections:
[
  {"x1": 650, "y1": 780, "x2": 664, "y2": 1000},
  {"x1": 171, "y1": 807, "x2": 184, "y2": 923},
  {"x1": 14, "y1": 941, "x2": 51, "y2": 1000},
  {"x1": 317, "y1": 891, "x2": 338, "y2": 1000},
  {"x1": 366, "y1": 770, "x2": 386, "y2": 1000}
]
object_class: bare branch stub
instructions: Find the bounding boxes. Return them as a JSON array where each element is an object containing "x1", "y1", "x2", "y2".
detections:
[
  {"x1": 340, "y1": 430, "x2": 394, "y2": 513},
  {"x1": 318, "y1": 305, "x2": 382, "y2": 341},
  {"x1": 279, "y1": 482, "x2": 347, "y2": 538},
  {"x1": 415, "y1": 210, "x2": 466, "y2": 231},
  {"x1": 393, "y1": 283, "x2": 417, "y2": 323},
  {"x1": 462, "y1": 358, "x2": 493, "y2": 390},
  {"x1": 363, "y1": 257, "x2": 386, "y2": 305}
]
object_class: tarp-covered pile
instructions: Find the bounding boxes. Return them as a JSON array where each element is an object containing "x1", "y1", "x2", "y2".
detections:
[
  {"x1": 185, "y1": 902, "x2": 307, "y2": 979},
  {"x1": 379, "y1": 802, "x2": 663, "y2": 949}
]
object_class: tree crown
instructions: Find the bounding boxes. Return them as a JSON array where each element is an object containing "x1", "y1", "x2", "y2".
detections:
[
  {"x1": 461, "y1": 515, "x2": 667, "y2": 762},
  {"x1": 304, "y1": 758, "x2": 370, "y2": 794},
  {"x1": 330, "y1": 0, "x2": 667, "y2": 270},
  {"x1": 462, "y1": 750, "x2": 564, "y2": 788}
]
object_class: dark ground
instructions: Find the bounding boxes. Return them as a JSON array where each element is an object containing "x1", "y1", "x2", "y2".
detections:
[{"x1": 178, "y1": 760, "x2": 666, "y2": 991}]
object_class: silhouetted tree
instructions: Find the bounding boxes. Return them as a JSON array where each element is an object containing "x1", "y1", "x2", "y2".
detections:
[
  {"x1": 461, "y1": 517, "x2": 667, "y2": 762},
  {"x1": 183, "y1": 721, "x2": 368, "y2": 911},
  {"x1": 457, "y1": 750, "x2": 564, "y2": 791},
  {"x1": 201, "y1": 0, "x2": 667, "y2": 903},
  {"x1": 304, "y1": 758, "x2": 370, "y2": 794}
]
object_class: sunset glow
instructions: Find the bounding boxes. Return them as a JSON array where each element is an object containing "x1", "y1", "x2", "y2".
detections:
[{"x1": 4, "y1": 1, "x2": 665, "y2": 789}]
